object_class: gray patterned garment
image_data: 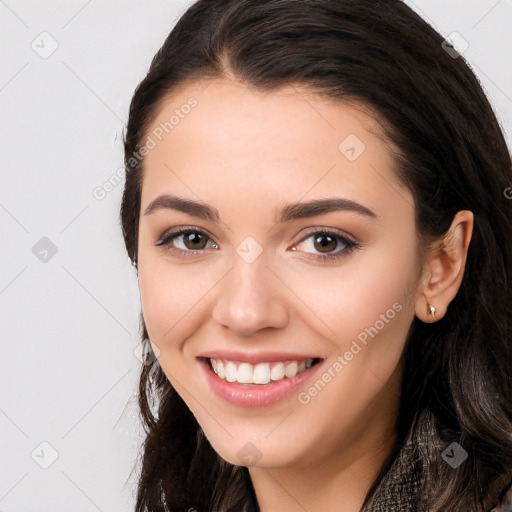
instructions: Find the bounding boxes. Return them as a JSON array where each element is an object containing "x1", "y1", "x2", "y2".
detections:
[{"x1": 359, "y1": 408, "x2": 511, "y2": 512}]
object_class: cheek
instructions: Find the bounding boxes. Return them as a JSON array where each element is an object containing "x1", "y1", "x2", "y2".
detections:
[
  {"x1": 285, "y1": 235, "x2": 417, "y2": 353},
  {"x1": 137, "y1": 253, "x2": 203, "y2": 347},
  {"x1": 137, "y1": 250, "x2": 231, "y2": 366},
  {"x1": 137, "y1": 262, "x2": 209, "y2": 394}
]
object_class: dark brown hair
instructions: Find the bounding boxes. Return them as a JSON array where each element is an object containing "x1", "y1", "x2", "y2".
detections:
[{"x1": 120, "y1": 1, "x2": 512, "y2": 510}]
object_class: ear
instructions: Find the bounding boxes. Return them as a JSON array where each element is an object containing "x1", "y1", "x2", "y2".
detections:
[{"x1": 415, "y1": 210, "x2": 474, "y2": 323}]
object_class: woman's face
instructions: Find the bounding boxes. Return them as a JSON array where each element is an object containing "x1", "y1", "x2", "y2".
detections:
[{"x1": 136, "y1": 78, "x2": 423, "y2": 470}]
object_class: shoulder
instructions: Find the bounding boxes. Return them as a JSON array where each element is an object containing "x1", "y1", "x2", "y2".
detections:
[{"x1": 490, "y1": 483, "x2": 512, "y2": 512}]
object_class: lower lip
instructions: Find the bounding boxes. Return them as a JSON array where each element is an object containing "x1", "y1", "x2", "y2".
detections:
[{"x1": 198, "y1": 358, "x2": 324, "y2": 408}]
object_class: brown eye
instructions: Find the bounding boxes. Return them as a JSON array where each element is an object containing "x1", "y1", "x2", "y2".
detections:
[
  {"x1": 313, "y1": 233, "x2": 338, "y2": 253},
  {"x1": 182, "y1": 231, "x2": 208, "y2": 250},
  {"x1": 291, "y1": 229, "x2": 359, "y2": 262},
  {"x1": 156, "y1": 227, "x2": 219, "y2": 256}
]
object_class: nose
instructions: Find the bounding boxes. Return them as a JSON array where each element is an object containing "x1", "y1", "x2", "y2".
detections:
[{"x1": 211, "y1": 256, "x2": 290, "y2": 337}]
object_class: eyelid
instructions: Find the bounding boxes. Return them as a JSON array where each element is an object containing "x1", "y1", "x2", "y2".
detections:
[
  {"x1": 293, "y1": 226, "x2": 357, "y2": 245},
  {"x1": 156, "y1": 225, "x2": 217, "y2": 245},
  {"x1": 290, "y1": 227, "x2": 360, "y2": 262}
]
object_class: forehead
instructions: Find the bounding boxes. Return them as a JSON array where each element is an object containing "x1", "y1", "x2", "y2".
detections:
[{"x1": 140, "y1": 78, "x2": 414, "y2": 222}]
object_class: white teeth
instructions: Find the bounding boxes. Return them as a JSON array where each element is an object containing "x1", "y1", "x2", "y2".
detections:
[
  {"x1": 284, "y1": 361, "x2": 298, "y2": 378},
  {"x1": 216, "y1": 360, "x2": 225, "y2": 379},
  {"x1": 210, "y1": 358, "x2": 316, "y2": 385},
  {"x1": 253, "y1": 363, "x2": 271, "y2": 384},
  {"x1": 270, "y1": 362, "x2": 285, "y2": 381},
  {"x1": 237, "y1": 363, "x2": 253, "y2": 384},
  {"x1": 225, "y1": 361, "x2": 237, "y2": 382}
]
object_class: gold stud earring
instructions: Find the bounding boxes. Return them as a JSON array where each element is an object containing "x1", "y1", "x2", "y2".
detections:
[{"x1": 428, "y1": 304, "x2": 437, "y2": 318}]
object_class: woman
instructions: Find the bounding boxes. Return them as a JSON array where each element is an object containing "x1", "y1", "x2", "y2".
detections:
[{"x1": 120, "y1": 1, "x2": 512, "y2": 510}]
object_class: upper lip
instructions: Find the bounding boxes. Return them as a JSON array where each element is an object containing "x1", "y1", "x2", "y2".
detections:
[{"x1": 198, "y1": 350, "x2": 323, "y2": 365}]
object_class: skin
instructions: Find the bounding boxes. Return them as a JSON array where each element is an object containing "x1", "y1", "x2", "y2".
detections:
[{"x1": 136, "y1": 77, "x2": 473, "y2": 512}]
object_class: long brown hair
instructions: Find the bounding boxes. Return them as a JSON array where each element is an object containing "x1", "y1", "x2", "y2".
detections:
[{"x1": 120, "y1": 1, "x2": 512, "y2": 510}]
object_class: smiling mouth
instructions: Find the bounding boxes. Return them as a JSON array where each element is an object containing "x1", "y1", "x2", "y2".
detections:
[{"x1": 200, "y1": 357, "x2": 323, "y2": 386}]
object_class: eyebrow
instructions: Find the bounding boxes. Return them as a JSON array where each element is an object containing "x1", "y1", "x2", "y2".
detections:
[{"x1": 143, "y1": 194, "x2": 379, "y2": 222}]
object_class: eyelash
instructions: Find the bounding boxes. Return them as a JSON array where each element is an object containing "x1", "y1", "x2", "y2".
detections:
[{"x1": 155, "y1": 226, "x2": 360, "y2": 262}]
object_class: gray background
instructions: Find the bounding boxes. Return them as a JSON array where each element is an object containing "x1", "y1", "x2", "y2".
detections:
[{"x1": 0, "y1": 1, "x2": 510, "y2": 510}]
